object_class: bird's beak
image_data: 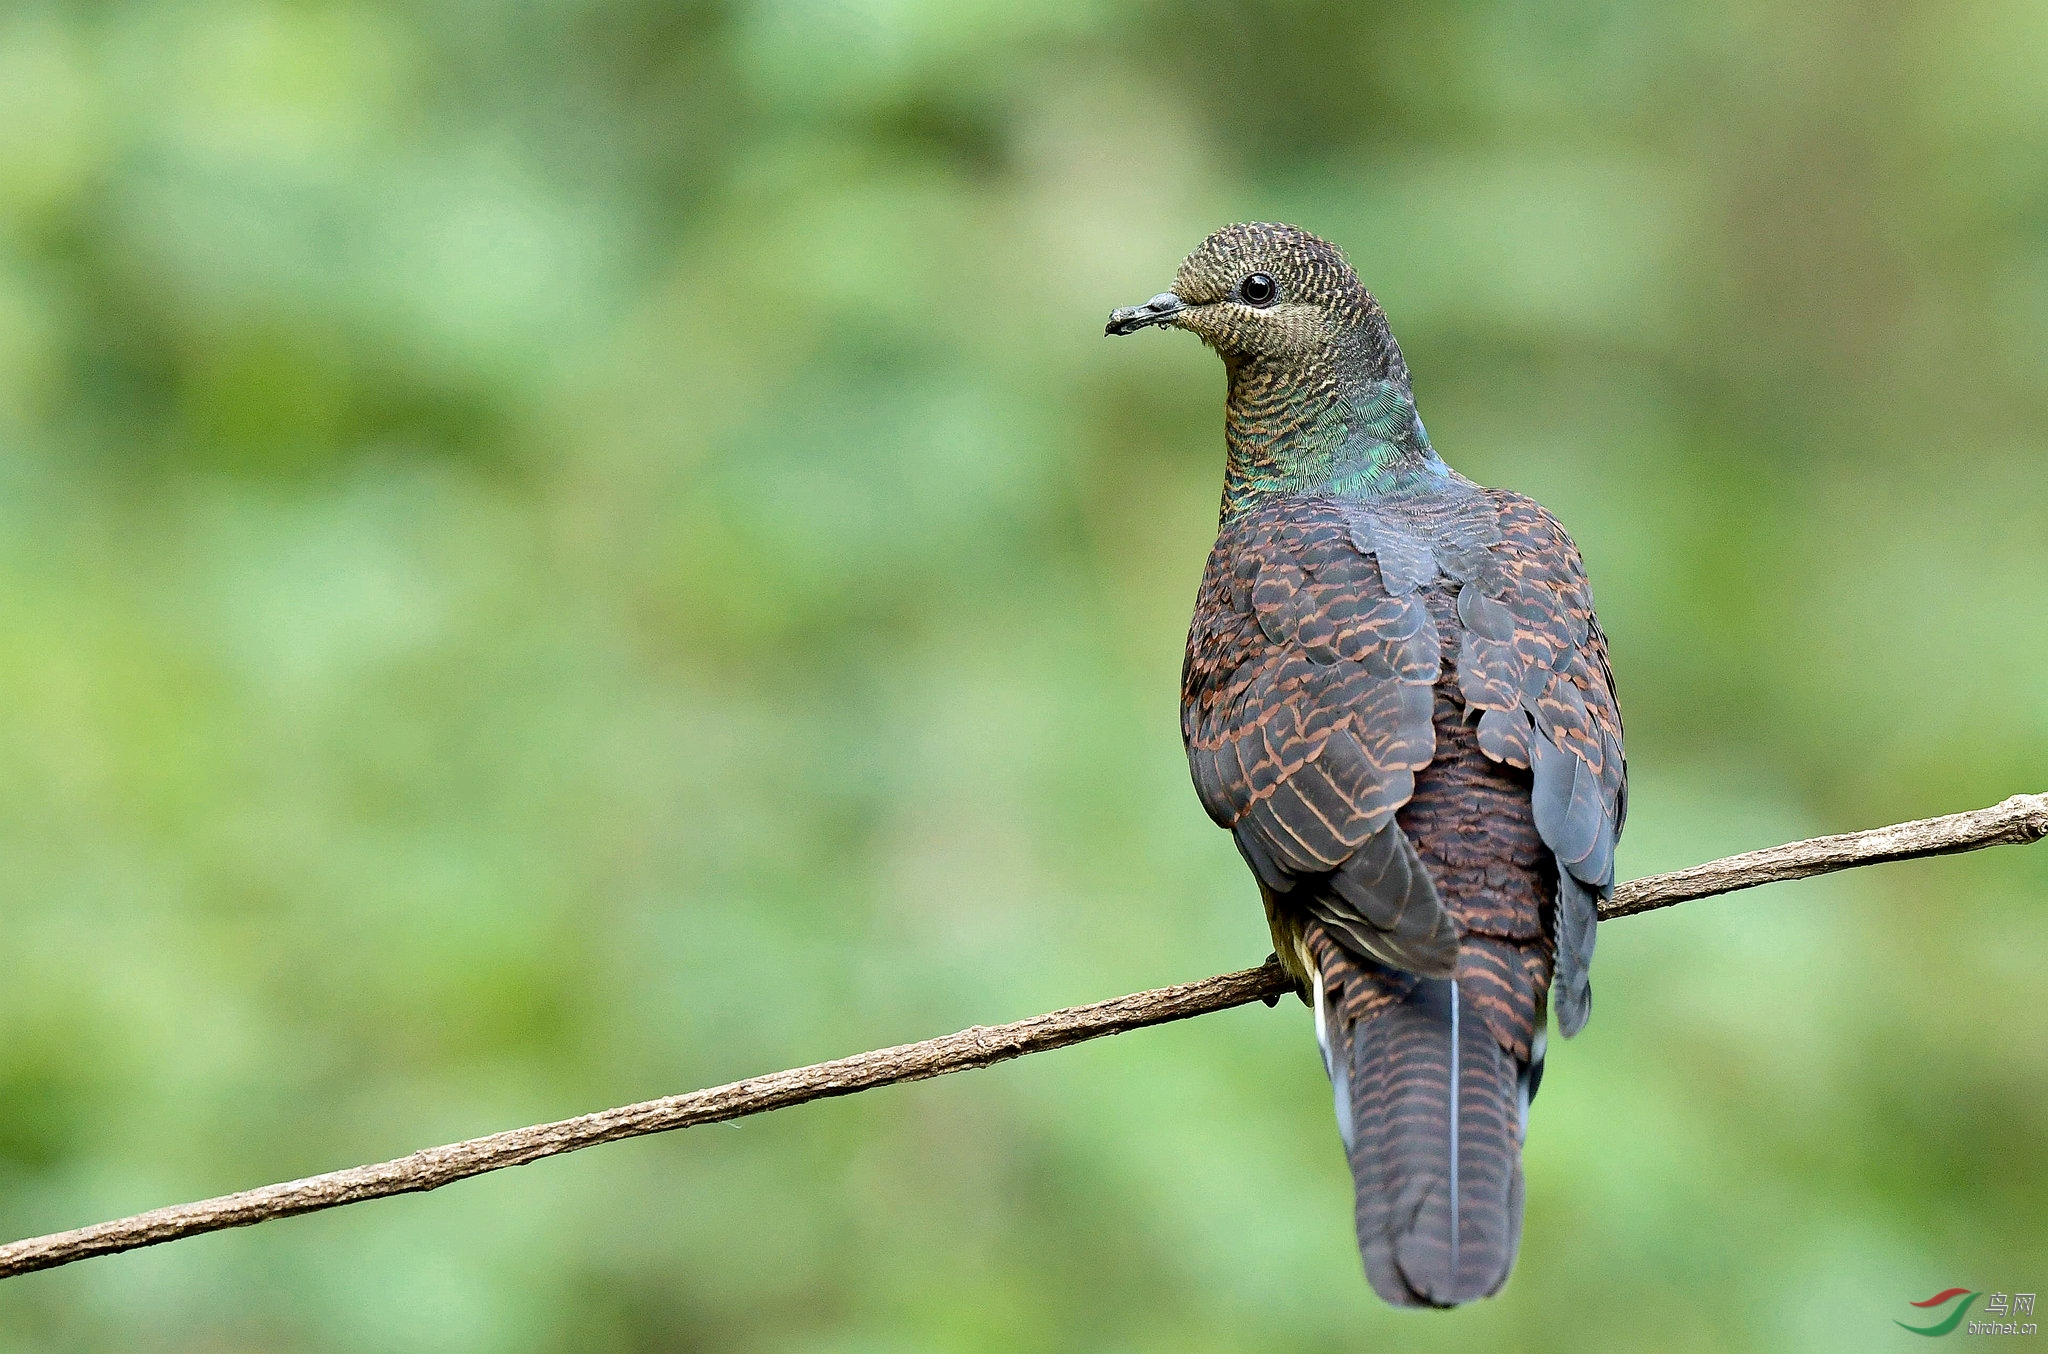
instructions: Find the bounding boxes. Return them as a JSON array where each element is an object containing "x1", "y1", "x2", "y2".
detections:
[{"x1": 1105, "y1": 292, "x2": 1186, "y2": 336}]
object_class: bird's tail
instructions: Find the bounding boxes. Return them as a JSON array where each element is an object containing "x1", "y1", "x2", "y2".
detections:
[{"x1": 1310, "y1": 929, "x2": 1528, "y2": 1308}]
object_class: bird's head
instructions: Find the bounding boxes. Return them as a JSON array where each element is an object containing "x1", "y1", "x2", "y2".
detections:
[
  {"x1": 1106, "y1": 222, "x2": 1396, "y2": 379},
  {"x1": 1106, "y1": 223, "x2": 1438, "y2": 514}
]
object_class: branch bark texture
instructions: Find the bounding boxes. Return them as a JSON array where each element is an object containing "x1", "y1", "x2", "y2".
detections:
[{"x1": 2, "y1": 792, "x2": 2042, "y2": 1282}]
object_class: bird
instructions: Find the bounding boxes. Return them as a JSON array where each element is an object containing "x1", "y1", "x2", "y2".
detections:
[{"x1": 1107, "y1": 223, "x2": 1625, "y2": 1308}]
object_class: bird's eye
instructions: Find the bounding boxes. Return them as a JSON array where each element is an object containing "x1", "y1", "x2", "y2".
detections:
[{"x1": 1238, "y1": 273, "x2": 1277, "y2": 307}]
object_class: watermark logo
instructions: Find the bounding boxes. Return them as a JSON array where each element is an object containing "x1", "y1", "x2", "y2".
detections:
[{"x1": 1897, "y1": 1289, "x2": 2038, "y2": 1338}]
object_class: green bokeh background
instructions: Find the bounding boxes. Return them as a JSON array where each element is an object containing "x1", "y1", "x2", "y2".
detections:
[{"x1": 2, "y1": 2, "x2": 2045, "y2": 1350}]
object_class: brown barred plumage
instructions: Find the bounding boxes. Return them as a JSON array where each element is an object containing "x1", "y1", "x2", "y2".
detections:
[{"x1": 1116, "y1": 223, "x2": 1625, "y2": 1308}]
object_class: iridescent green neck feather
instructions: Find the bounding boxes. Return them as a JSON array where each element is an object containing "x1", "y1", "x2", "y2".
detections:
[{"x1": 1219, "y1": 350, "x2": 1448, "y2": 520}]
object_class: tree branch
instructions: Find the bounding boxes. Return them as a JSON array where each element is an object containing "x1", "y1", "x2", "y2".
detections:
[
  {"x1": 2, "y1": 792, "x2": 2042, "y2": 1282},
  {"x1": 1596, "y1": 792, "x2": 2048, "y2": 917}
]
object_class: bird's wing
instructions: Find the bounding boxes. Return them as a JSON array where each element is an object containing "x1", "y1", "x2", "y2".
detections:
[
  {"x1": 1182, "y1": 498, "x2": 1457, "y2": 977},
  {"x1": 1452, "y1": 490, "x2": 1627, "y2": 1035}
]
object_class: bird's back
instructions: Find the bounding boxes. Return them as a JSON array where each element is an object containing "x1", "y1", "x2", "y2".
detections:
[
  {"x1": 1321, "y1": 563, "x2": 1552, "y2": 1304},
  {"x1": 1182, "y1": 481, "x2": 1621, "y2": 1306}
]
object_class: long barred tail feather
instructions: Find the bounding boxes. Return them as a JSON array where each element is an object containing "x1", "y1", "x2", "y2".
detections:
[{"x1": 1320, "y1": 939, "x2": 1528, "y2": 1308}]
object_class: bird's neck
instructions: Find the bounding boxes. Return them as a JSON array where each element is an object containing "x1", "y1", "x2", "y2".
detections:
[{"x1": 1219, "y1": 357, "x2": 1447, "y2": 520}]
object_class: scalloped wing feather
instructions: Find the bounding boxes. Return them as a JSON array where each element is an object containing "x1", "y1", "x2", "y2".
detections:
[
  {"x1": 1454, "y1": 491, "x2": 1627, "y2": 1033},
  {"x1": 1185, "y1": 499, "x2": 1454, "y2": 974}
]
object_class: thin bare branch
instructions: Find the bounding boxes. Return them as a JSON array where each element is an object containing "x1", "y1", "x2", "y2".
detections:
[
  {"x1": 1601, "y1": 792, "x2": 2048, "y2": 918},
  {"x1": 1, "y1": 792, "x2": 2041, "y2": 1282}
]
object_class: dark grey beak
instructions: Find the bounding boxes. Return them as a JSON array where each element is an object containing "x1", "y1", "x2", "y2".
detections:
[{"x1": 1106, "y1": 292, "x2": 1185, "y2": 336}]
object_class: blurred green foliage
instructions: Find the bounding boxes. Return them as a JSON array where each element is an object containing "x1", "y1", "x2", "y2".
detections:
[{"x1": 1, "y1": 0, "x2": 2045, "y2": 1349}]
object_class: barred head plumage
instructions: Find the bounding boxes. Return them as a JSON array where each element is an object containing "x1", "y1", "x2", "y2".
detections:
[
  {"x1": 1109, "y1": 222, "x2": 1405, "y2": 385},
  {"x1": 1108, "y1": 223, "x2": 1429, "y2": 516}
]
